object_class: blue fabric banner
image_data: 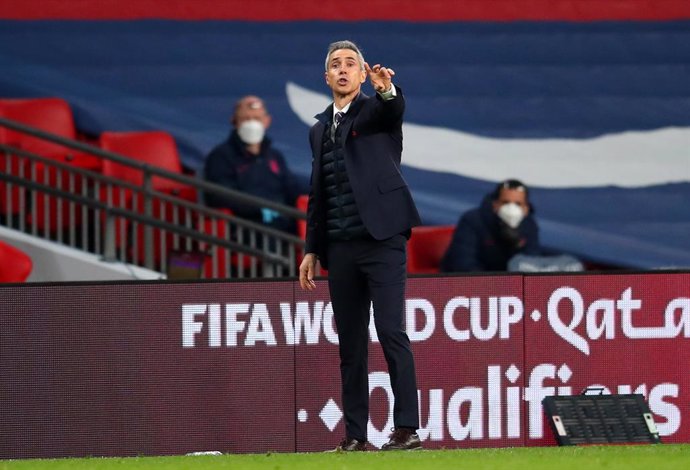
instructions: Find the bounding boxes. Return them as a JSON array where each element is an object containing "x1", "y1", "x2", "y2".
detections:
[{"x1": 1, "y1": 20, "x2": 688, "y2": 268}]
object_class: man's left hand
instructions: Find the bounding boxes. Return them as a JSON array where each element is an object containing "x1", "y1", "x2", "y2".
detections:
[{"x1": 365, "y1": 62, "x2": 395, "y2": 94}]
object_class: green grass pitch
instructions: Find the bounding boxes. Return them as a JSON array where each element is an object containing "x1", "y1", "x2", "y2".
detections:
[{"x1": 2, "y1": 444, "x2": 689, "y2": 470}]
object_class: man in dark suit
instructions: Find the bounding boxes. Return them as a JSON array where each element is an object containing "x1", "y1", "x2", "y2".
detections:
[{"x1": 299, "y1": 40, "x2": 422, "y2": 451}]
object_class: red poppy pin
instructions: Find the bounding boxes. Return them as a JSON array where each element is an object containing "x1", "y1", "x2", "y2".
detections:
[{"x1": 269, "y1": 159, "x2": 281, "y2": 175}]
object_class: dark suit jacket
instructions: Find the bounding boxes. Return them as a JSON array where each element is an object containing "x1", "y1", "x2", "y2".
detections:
[{"x1": 305, "y1": 87, "x2": 421, "y2": 268}]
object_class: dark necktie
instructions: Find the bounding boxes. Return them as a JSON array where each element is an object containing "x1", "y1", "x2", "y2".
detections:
[
  {"x1": 331, "y1": 111, "x2": 345, "y2": 141},
  {"x1": 334, "y1": 111, "x2": 344, "y2": 127}
]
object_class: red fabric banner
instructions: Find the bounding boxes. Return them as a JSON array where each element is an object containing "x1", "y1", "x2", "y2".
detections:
[{"x1": 0, "y1": 0, "x2": 689, "y2": 21}]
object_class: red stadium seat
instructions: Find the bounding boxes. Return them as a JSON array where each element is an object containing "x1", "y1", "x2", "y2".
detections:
[
  {"x1": 0, "y1": 98, "x2": 74, "y2": 157},
  {"x1": 0, "y1": 98, "x2": 100, "y2": 231},
  {"x1": 99, "y1": 130, "x2": 197, "y2": 202},
  {"x1": 0, "y1": 118, "x2": 26, "y2": 216},
  {"x1": 296, "y1": 194, "x2": 308, "y2": 240},
  {"x1": 198, "y1": 208, "x2": 258, "y2": 278},
  {"x1": 0, "y1": 240, "x2": 32, "y2": 282},
  {"x1": 406, "y1": 225, "x2": 455, "y2": 274},
  {"x1": 99, "y1": 130, "x2": 198, "y2": 270},
  {"x1": 0, "y1": 97, "x2": 101, "y2": 171}
]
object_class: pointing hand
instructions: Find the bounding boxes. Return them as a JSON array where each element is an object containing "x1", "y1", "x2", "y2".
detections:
[{"x1": 365, "y1": 62, "x2": 395, "y2": 93}]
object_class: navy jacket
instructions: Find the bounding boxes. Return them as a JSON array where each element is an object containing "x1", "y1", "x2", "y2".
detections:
[
  {"x1": 441, "y1": 195, "x2": 541, "y2": 272},
  {"x1": 203, "y1": 131, "x2": 305, "y2": 230},
  {"x1": 305, "y1": 87, "x2": 421, "y2": 268}
]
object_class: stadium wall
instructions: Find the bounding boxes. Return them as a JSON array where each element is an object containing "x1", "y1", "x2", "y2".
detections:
[{"x1": 1, "y1": 271, "x2": 688, "y2": 458}]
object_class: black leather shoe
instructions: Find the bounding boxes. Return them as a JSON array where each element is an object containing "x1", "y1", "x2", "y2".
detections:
[
  {"x1": 331, "y1": 437, "x2": 367, "y2": 452},
  {"x1": 381, "y1": 428, "x2": 422, "y2": 451}
]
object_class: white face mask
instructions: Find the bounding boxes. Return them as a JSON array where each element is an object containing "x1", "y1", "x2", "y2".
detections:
[
  {"x1": 497, "y1": 202, "x2": 525, "y2": 229},
  {"x1": 237, "y1": 119, "x2": 265, "y2": 145}
]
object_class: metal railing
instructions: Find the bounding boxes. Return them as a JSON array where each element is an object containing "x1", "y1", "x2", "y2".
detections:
[{"x1": 0, "y1": 116, "x2": 306, "y2": 279}]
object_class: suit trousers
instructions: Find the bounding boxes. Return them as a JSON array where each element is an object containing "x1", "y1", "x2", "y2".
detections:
[{"x1": 327, "y1": 234, "x2": 420, "y2": 441}]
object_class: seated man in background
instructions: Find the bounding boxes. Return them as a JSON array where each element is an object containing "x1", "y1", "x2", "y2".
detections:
[
  {"x1": 441, "y1": 179, "x2": 541, "y2": 272},
  {"x1": 203, "y1": 95, "x2": 304, "y2": 233}
]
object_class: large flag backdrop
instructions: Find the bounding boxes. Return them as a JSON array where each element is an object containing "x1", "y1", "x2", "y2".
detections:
[{"x1": 0, "y1": 1, "x2": 688, "y2": 269}]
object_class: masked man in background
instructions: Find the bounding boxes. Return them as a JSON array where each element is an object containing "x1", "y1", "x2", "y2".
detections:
[
  {"x1": 441, "y1": 179, "x2": 541, "y2": 272},
  {"x1": 203, "y1": 95, "x2": 304, "y2": 233}
]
